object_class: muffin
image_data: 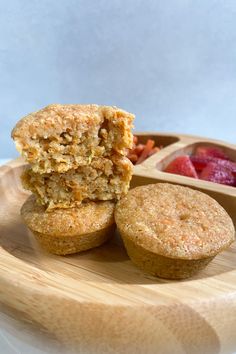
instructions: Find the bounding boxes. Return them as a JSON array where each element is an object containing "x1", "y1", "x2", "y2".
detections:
[
  {"x1": 21, "y1": 155, "x2": 133, "y2": 210},
  {"x1": 13, "y1": 103, "x2": 134, "y2": 255},
  {"x1": 115, "y1": 183, "x2": 235, "y2": 279},
  {"x1": 21, "y1": 195, "x2": 115, "y2": 255},
  {"x1": 12, "y1": 104, "x2": 134, "y2": 174}
]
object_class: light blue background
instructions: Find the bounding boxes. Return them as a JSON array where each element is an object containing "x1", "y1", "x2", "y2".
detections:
[{"x1": 1, "y1": 0, "x2": 236, "y2": 158}]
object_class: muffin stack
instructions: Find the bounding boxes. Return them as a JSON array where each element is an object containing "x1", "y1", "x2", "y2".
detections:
[{"x1": 12, "y1": 104, "x2": 134, "y2": 255}]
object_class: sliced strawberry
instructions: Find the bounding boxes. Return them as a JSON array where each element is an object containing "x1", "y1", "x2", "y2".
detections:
[
  {"x1": 165, "y1": 155, "x2": 198, "y2": 178},
  {"x1": 200, "y1": 162, "x2": 235, "y2": 186},
  {"x1": 218, "y1": 160, "x2": 236, "y2": 175},
  {"x1": 190, "y1": 156, "x2": 213, "y2": 171},
  {"x1": 195, "y1": 146, "x2": 229, "y2": 160},
  {"x1": 191, "y1": 156, "x2": 236, "y2": 175}
]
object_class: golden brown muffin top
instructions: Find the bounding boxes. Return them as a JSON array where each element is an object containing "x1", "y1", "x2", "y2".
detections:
[
  {"x1": 21, "y1": 195, "x2": 115, "y2": 237},
  {"x1": 11, "y1": 104, "x2": 134, "y2": 140},
  {"x1": 115, "y1": 183, "x2": 235, "y2": 260}
]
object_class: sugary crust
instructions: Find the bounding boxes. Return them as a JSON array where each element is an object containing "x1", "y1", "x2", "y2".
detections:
[
  {"x1": 21, "y1": 195, "x2": 115, "y2": 237},
  {"x1": 115, "y1": 183, "x2": 235, "y2": 260},
  {"x1": 11, "y1": 104, "x2": 134, "y2": 173},
  {"x1": 12, "y1": 104, "x2": 102, "y2": 139}
]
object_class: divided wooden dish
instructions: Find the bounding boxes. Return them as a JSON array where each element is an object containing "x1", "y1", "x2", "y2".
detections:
[
  {"x1": 0, "y1": 133, "x2": 236, "y2": 354},
  {"x1": 133, "y1": 132, "x2": 236, "y2": 225}
]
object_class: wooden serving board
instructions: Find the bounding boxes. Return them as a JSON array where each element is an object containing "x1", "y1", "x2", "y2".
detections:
[{"x1": 0, "y1": 133, "x2": 236, "y2": 354}]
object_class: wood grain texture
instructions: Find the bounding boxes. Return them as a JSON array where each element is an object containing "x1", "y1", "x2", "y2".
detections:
[{"x1": 0, "y1": 133, "x2": 236, "y2": 354}]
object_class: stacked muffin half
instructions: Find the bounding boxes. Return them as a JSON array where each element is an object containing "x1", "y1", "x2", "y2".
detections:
[{"x1": 12, "y1": 104, "x2": 134, "y2": 255}]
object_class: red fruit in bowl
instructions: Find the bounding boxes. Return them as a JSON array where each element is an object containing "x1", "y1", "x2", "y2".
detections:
[
  {"x1": 165, "y1": 155, "x2": 198, "y2": 178},
  {"x1": 195, "y1": 146, "x2": 229, "y2": 160},
  {"x1": 200, "y1": 162, "x2": 235, "y2": 186},
  {"x1": 190, "y1": 156, "x2": 213, "y2": 171},
  {"x1": 191, "y1": 156, "x2": 236, "y2": 175}
]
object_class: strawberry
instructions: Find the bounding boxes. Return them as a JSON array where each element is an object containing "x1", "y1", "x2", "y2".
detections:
[
  {"x1": 191, "y1": 156, "x2": 236, "y2": 175},
  {"x1": 190, "y1": 156, "x2": 213, "y2": 171},
  {"x1": 165, "y1": 155, "x2": 198, "y2": 178},
  {"x1": 200, "y1": 162, "x2": 235, "y2": 186},
  {"x1": 195, "y1": 146, "x2": 229, "y2": 160}
]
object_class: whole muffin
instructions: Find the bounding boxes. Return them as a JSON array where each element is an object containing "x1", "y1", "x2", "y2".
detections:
[
  {"x1": 115, "y1": 183, "x2": 235, "y2": 279},
  {"x1": 21, "y1": 195, "x2": 115, "y2": 255}
]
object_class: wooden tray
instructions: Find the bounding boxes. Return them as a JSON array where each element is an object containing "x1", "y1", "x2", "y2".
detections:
[{"x1": 0, "y1": 133, "x2": 236, "y2": 354}]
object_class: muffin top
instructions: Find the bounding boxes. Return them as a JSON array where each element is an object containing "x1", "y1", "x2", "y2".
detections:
[
  {"x1": 11, "y1": 104, "x2": 134, "y2": 142},
  {"x1": 115, "y1": 183, "x2": 235, "y2": 260},
  {"x1": 21, "y1": 195, "x2": 115, "y2": 237}
]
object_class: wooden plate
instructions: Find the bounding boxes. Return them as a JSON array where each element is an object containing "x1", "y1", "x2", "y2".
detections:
[{"x1": 0, "y1": 133, "x2": 236, "y2": 354}]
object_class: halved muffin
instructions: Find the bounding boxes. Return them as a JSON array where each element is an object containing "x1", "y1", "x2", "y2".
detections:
[
  {"x1": 21, "y1": 155, "x2": 132, "y2": 210},
  {"x1": 12, "y1": 104, "x2": 134, "y2": 174}
]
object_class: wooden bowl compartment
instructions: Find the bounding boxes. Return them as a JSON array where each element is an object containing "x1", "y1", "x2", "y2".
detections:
[
  {"x1": 156, "y1": 141, "x2": 236, "y2": 171},
  {"x1": 134, "y1": 133, "x2": 179, "y2": 148}
]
